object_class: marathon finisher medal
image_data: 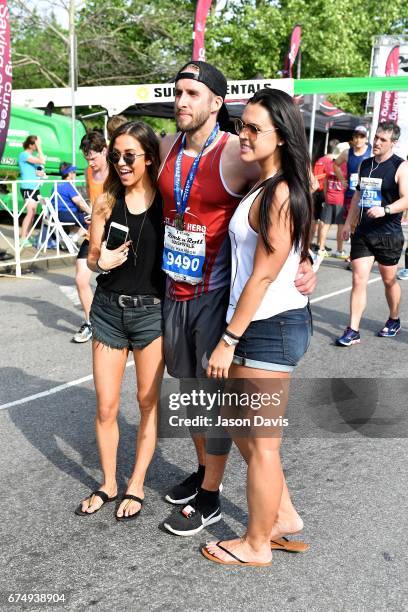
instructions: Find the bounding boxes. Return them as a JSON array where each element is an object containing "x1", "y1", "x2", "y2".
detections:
[{"x1": 174, "y1": 213, "x2": 184, "y2": 231}]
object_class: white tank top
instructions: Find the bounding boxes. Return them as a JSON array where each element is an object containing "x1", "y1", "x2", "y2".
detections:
[{"x1": 226, "y1": 187, "x2": 307, "y2": 323}]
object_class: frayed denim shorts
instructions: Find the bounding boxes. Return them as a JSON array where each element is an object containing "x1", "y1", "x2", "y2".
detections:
[
  {"x1": 90, "y1": 286, "x2": 163, "y2": 351},
  {"x1": 232, "y1": 304, "x2": 312, "y2": 372}
]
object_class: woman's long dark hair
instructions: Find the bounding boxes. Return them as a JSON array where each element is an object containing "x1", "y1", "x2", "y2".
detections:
[
  {"x1": 103, "y1": 121, "x2": 160, "y2": 213},
  {"x1": 247, "y1": 89, "x2": 313, "y2": 261}
]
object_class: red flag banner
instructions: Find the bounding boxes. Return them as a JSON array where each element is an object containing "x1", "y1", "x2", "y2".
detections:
[
  {"x1": 192, "y1": 0, "x2": 213, "y2": 61},
  {"x1": 0, "y1": 1, "x2": 12, "y2": 160},
  {"x1": 283, "y1": 25, "x2": 301, "y2": 78},
  {"x1": 379, "y1": 45, "x2": 399, "y2": 123}
]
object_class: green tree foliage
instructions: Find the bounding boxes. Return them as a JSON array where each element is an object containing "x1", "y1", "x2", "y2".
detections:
[
  {"x1": 9, "y1": 0, "x2": 408, "y2": 114},
  {"x1": 10, "y1": 2, "x2": 69, "y2": 88},
  {"x1": 206, "y1": 0, "x2": 408, "y2": 112},
  {"x1": 76, "y1": 0, "x2": 194, "y2": 85}
]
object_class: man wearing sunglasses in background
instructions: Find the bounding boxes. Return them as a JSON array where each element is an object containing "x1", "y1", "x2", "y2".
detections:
[{"x1": 158, "y1": 61, "x2": 316, "y2": 536}]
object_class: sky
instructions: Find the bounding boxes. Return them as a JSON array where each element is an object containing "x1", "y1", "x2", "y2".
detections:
[{"x1": 31, "y1": 0, "x2": 85, "y2": 29}]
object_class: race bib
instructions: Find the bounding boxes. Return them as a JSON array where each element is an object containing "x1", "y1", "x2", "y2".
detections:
[
  {"x1": 349, "y1": 173, "x2": 359, "y2": 190},
  {"x1": 162, "y1": 225, "x2": 206, "y2": 284},
  {"x1": 359, "y1": 177, "x2": 382, "y2": 208}
]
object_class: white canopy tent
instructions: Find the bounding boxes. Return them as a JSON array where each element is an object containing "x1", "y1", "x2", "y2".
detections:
[{"x1": 12, "y1": 78, "x2": 294, "y2": 117}]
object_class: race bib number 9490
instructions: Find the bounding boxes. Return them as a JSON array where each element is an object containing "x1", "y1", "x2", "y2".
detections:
[{"x1": 162, "y1": 225, "x2": 206, "y2": 285}]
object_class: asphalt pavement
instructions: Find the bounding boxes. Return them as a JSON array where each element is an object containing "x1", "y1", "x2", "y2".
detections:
[{"x1": 0, "y1": 229, "x2": 407, "y2": 612}]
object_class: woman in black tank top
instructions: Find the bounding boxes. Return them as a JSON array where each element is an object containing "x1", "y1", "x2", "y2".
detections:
[{"x1": 75, "y1": 122, "x2": 164, "y2": 521}]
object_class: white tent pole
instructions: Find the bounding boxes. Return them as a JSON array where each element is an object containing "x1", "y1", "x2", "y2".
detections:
[
  {"x1": 309, "y1": 94, "x2": 317, "y2": 157},
  {"x1": 324, "y1": 130, "x2": 329, "y2": 154},
  {"x1": 69, "y1": 0, "x2": 76, "y2": 165}
]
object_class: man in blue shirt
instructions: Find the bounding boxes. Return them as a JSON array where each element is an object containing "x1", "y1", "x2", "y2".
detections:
[
  {"x1": 18, "y1": 135, "x2": 46, "y2": 247},
  {"x1": 52, "y1": 162, "x2": 91, "y2": 231}
]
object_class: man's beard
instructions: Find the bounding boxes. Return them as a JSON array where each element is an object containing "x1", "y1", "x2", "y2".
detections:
[{"x1": 176, "y1": 109, "x2": 212, "y2": 133}]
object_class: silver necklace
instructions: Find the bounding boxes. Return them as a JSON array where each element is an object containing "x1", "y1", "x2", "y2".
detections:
[{"x1": 123, "y1": 190, "x2": 155, "y2": 267}]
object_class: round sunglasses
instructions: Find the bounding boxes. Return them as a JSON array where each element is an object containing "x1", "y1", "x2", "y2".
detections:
[
  {"x1": 108, "y1": 150, "x2": 145, "y2": 165},
  {"x1": 234, "y1": 118, "x2": 277, "y2": 140}
]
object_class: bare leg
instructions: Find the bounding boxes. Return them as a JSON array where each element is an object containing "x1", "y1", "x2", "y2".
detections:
[
  {"x1": 378, "y1": 263, "x2": 400, "y2": 319},
  {"x1": 206, "y1": 365, "x2": 293, "y2": 564},
  {"x1": 336, "y1": 224, "x2": 344, "y2": 252},
  {"x1": 231, "y1": 365, "x2": 302, "y2": 537},
  {"x1": 117, "y1": 337, "x2": 164, "y2": 517},
  {"x1": 202, "y1": 365, "x2": 302, "y2": 534},
  {"x1": 81, "y1": 341, "x2": 128, "y2": 513},
  {"x1": 318, "y1": 223, "x2": 330, "y2": 251},
  {"x1": 233, "y1": 435, "x2": 303, "y2": 538},
  {"x1": 201, "y1": 453, "x2": 229, "y2": 491},
  {"x1": 191, "y1": 433, "x2": 207, "y2": 466},
  {"x1": 350, "y1": 256, "x2": 374, "y2": 331},
  {"x1": 21, "y1": 200, "x2": 37, "y2": 239},
  {"x1": 75, "y1": 258, "x2": 93, "y2": 322},
  {"x1": 312, "y1": 219, "x2": 320, "y2": 245}
]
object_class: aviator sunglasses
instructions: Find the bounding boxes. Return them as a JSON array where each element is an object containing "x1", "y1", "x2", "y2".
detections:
[
  {"x1": 234, "y1": 118, "x2": 277, "y2": 140},
  {"x1": 108, "y1": 150, "x2": 145, "y2": 165}
]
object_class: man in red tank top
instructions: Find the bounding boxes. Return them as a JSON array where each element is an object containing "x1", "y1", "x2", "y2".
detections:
[{"x1": 159, "y1": 61, "x2": 316, "y2": 536}]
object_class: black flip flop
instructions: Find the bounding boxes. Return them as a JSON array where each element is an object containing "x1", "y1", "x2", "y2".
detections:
[
  {"x1": 75, "y1": 490, "x2": 118, "y2": 516},
  {"x1": 116, "y1": 494, "x2": 144, "y2": 522}
]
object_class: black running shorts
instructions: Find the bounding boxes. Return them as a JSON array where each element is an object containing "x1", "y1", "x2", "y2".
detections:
[{"x1": 350, "y1": 232, "x2": 404, "y2": 266}]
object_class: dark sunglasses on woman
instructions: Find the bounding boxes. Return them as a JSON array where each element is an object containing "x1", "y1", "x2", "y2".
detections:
[{"x1": 107, "y1": 150, "x2": 145, "y2": 165}]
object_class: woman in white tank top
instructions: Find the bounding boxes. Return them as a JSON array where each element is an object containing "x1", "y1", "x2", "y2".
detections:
[{"x1": 202, "y1": 89, "x2": 313, "y2": 567}]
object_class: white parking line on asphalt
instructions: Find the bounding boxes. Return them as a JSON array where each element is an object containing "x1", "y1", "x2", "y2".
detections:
[
  {"x1": 0, "y1": 276, "x2": 386, "y2": 411},
  {"x1": 310, "y1": 277, "x2": 382, "y2": 304},
  {"x1": 0, "y1": 361, "x2": 134, "y2": 411}
]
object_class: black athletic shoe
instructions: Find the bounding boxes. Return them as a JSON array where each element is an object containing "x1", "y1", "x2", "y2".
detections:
[
  {"x1": 163, "y1": 501, "x2": 221, "y2": 536},
  {"x1": 165, "y1": 471, "x2": 203, "y2": 505}
]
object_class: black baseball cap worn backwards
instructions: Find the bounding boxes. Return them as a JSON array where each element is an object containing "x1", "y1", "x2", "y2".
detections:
[{"x1": 175, "y1": 61, "x2": 227, "y2": 99}]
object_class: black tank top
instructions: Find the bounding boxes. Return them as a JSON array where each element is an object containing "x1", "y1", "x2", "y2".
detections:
[
  {"x1": 97, "y1": 191, "x2": 165, "y2": 296},
  {"x1": 356, "y1": 154, "x2": 404, "y2": 235}
]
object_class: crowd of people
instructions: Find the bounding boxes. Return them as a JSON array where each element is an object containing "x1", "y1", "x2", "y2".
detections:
[
  {"x1": 311, "y1": 122, "x2": 408, "y2": 346},
  {"x1": 12, "y1": 60, "x2": 408, "y2": 568}
]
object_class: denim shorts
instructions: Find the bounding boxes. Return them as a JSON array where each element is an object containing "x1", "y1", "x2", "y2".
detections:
[
  {"x1": 90, "y1": 286, "x2": 163, "y2": 350},
  {"x1": 232, "y1": 305, "x2": 312, "y2": 372}
]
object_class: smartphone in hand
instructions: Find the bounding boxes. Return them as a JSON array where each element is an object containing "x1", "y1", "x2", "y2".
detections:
[{"x1": 106, "y1": 222, "x2": 129, "y2": 250}]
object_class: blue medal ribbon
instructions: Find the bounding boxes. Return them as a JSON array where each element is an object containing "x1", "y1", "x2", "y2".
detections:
[{"x1": 173, "y1": 123, "x2": 219, "y2": 227}]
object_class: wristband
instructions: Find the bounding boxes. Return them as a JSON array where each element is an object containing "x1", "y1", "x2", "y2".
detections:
[
  {"x1": 96, "y1": 259, "x2": 111, "y2": 275},
  {"x1": 221, "y1": 333, "x2": 239, "y2": 347},
  {"x1": 224, "y1": 328, "x2": 241, "y2": 341}
]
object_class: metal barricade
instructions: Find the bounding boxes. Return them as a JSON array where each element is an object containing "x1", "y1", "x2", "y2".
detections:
[{"x1": 0, "y1": 178, "x2": 87, "y2": 277}]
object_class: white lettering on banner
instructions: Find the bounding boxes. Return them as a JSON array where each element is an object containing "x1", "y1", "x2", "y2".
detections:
[
  {"x1": 13, "y1": 79, "x2": 294, "y2": 115},
  {"x1": 0, "y1": 1, "x2": 12, "y2": 157},
  {"x1": 143, "y1": 79, "x2": 294, "y2": 103}
]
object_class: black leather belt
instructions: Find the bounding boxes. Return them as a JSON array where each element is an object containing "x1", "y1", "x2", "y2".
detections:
[{"x1": 117, "y1": 294, "x2": 161, "y2": 308}]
